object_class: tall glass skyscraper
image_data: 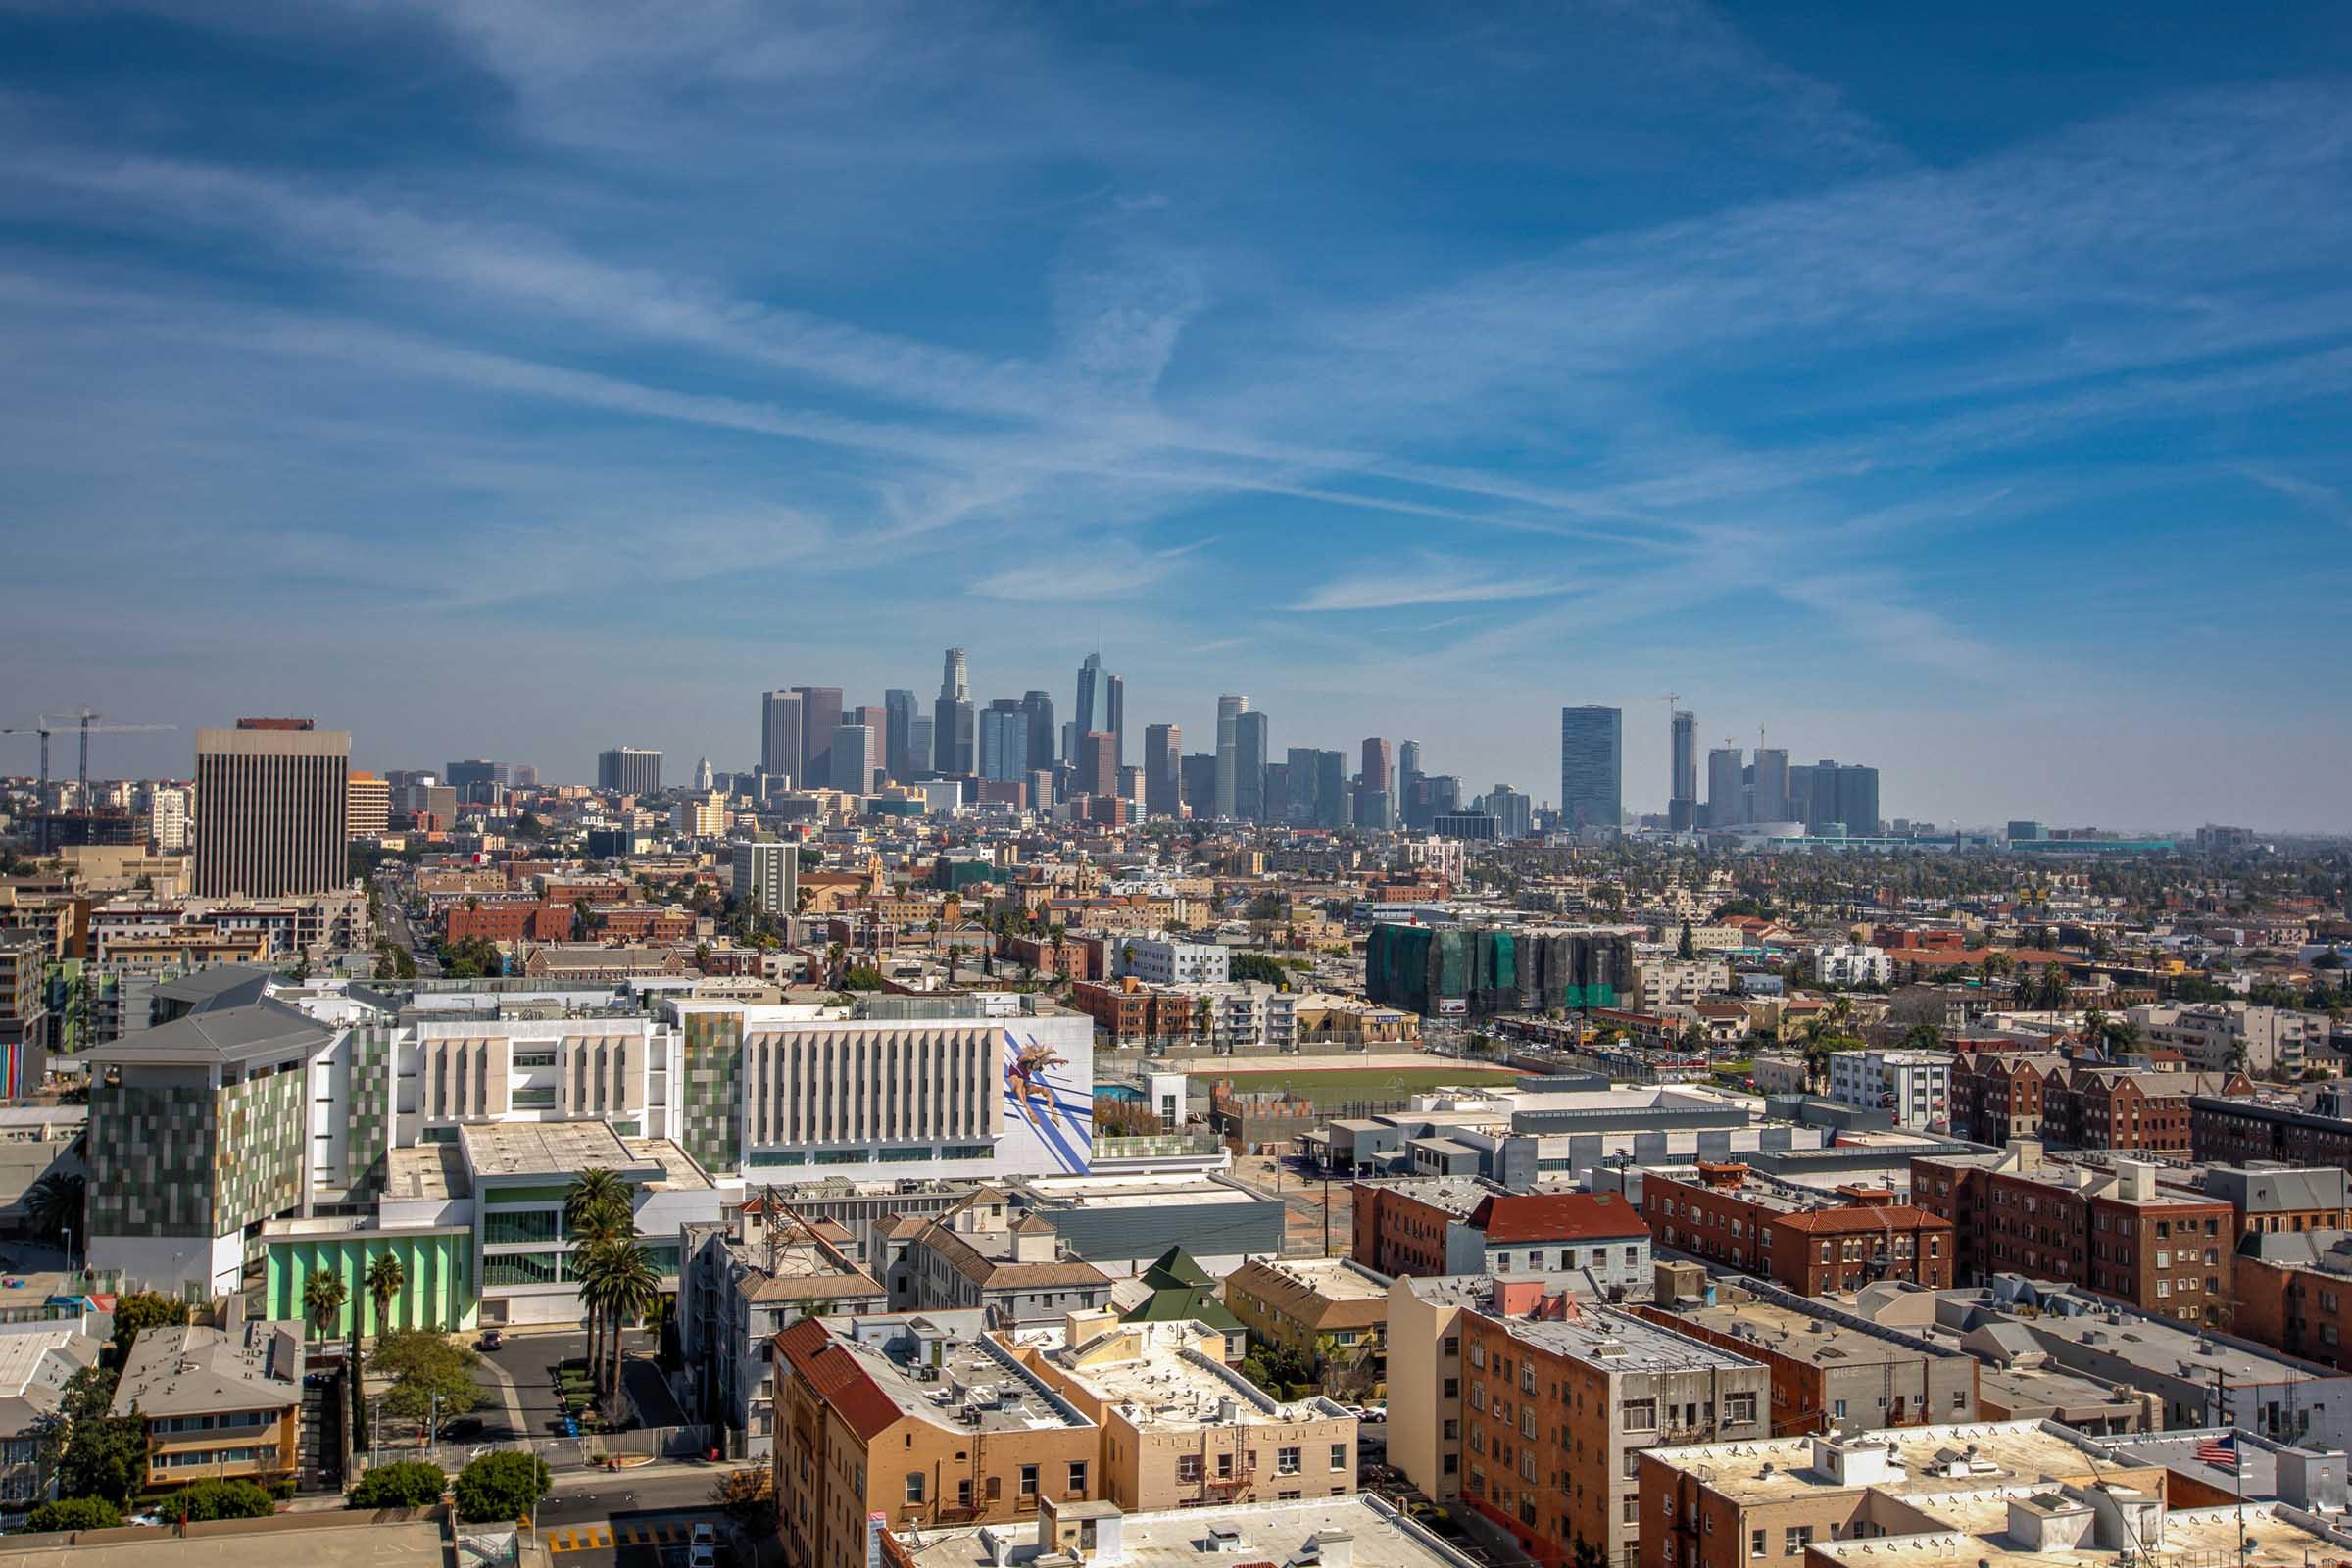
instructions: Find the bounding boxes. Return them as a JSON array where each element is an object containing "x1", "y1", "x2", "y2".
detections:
[
  {"x1": 1213, "y1": 695, "x2": 1247, "y2": 820},
  {"x1": 1559, "y1": 705, "x2": 1623, "y2": 834}
]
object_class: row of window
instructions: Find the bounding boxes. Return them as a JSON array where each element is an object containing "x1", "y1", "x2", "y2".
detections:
[
  {"x1": 1168, "y1": 1444, "x2": 1348, "y2": 1483},
  {"x1": 157, "y1": 1446, "x2": 271, "y2": 1470},
  {"x1": 745, "y1": 1144, "x2": 996, "y2": 1168},
  {"x1": 905, "y1": 1461, "x2": 1087, "y2": 1505},
  {"x1": 154, "y1": 1411, "x2": 274, "y2": 1434}
]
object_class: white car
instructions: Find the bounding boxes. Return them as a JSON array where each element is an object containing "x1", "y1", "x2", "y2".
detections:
[
  {"x1": 690, "y1": 1547, "x2": 718, "y2": 1568},
  {"x1": 692, "y1": 1525, "x2": 718, "y2": 1548}
]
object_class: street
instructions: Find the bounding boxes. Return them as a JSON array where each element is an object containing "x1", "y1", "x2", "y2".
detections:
[
  {"x1": 538, "y1": 1471, "x2": 744, "y2": 1568},
  {"x1": 473, "y1": 1328, "x2": 656, "y2": 1440}
]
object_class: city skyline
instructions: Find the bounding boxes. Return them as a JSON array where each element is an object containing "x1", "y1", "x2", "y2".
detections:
[{"x1": 6, "y1": 5, "x2": 2352, "y2": 828}]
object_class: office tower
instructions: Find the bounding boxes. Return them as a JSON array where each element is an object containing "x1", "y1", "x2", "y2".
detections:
[
  {"x1": 1427, "y1": 774, "x2": 1462, "y2": 818},
  {"x1": 1475, "y1": 784, "x2": 1533, "y2": 841},
  {"x1": 194, "y1": 719, "x2": 350, "y2": 898},
  {"x1": 1837, "y1": 762, "x2": 1882, "y2": 837},
  {"x1": 512, "y1": 765, "x2": 536, "y2": 789},
  {"x1": 883, "y1": 689, "x2": 916, "y2": 781},
  {"x1": 933, "y1": 649, "x2": 974, "y2": 773},
  {"x1": 345, "y1": 772, "x2": 389, "y2": 840},
  {"x1": 979, "y1": 702, "x2": 1030, "y2": 783},
  {"x1": 1105, "y1": 675, "x2": 1125, "y2": 766},
  {"x1": 793, "y1": 686, "x2": 843, "y2": 792},
  {"x1": 694, "y1": 756, "x2": 714, "y2": 792},
  {"x1": 1356, "y1": 737, "x2": 1394, "y2": 829},
  {"x1": 1262, "y1": 762, "x2": 1290, "y2": 825},
  {"x1": 1752, "y1": 747, "x2": 1790, "y2": 823},
  {"x1": 1180, "y1": 753, "x2": 1218, "y2": 817},
  {"x1": 1077, "y1": 732, "x2": 1119, "y2": 800},
  {"x1": 1235, "y1": 710, "x2": 1270, "y2": 822},
  {"x1": 1558, "y1": 706, "x2": 1623, "y2": 834},
  {"x1": 1145, "y1": 725, "x2": 1182, "y2": 819},
  {"x1": 1018, "y1": 691, "x2": 1056, "y2": 772},
  {"x1": 598, "y1": 746, "x2": 664, "y2": 795},
  {"x1": 1706, "y1": 746, "x2": 1744, "y2": 828},
  {"x1": 760, "y1": 690, "x2": 804, "y2": 785},
  {"x1": 445, "y1": 760, "x2": 508, "y2": 802},
  {"x1": 905, "y1": 716, "x2": 934, "y2": 779},
  {"x1": 1311, "y1": 751, "x2": 1348, "y2": 829},
  {"x1": 1213, "y1": 695, "x2": 1248, "y2": 820},
  {"x1": 1284, "y1": 747, "x2": 1319, "y2": 825},
  {"x1": 1669, "y1": 710, "x2": 1698, "y2": 830},
  {"x1": 731, "y1": 839, "x2": 798, "y2": 919},
  {"x1": 829, "y1": 723, "x2": 874, "y2": 793},
  {"x1": 1074, "y1": 653, "x2": 1104, "y2": 736}
]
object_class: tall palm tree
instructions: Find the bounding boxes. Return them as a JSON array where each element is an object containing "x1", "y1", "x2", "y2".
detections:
[
  {"x1": 576, "y1": 1239, "x2": 662, "y2": 1411},
  {"x1": 364, "y1": 1251, "x2": 407, "y2": 1339},
  {"x1": 565, "y1": 1171, "x2": 632, "y2": 1396},
  {"x1": 303, "y1": 1267, "x2": 348, "y2": 1344}
]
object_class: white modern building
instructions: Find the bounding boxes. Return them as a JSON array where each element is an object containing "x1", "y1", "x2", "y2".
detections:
[
  {"x1": 1114, "y1": 935, "x2": 1230, "y2": 986},
  {"x1": 1827, "y1": 1048, "x2": 1954, "y2": 1130},
  {"x1": 2126, "y1": 1001, "x2": 2318, "y2": 1076},
  {"x1": 730, "y1": 839, "x2": 799, "y2": 919},
  {"x1": 1635, "y1": 955, "x2": 1732, "y2": 1012},
  {"x1": 1814, "y1": 943, "x2": 1893, "y2": 986}
]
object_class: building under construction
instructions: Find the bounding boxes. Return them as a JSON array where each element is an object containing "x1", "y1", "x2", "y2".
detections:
[{"x1": 1367, "y1": 922, "x2": 1633, "y2": 1018}]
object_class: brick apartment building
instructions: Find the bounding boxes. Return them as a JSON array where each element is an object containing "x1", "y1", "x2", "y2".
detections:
[
  {"x1": 1949, "y1": 1051, "x2": 2065, "y2": 1146},
  {"x1": 1950, "y1": 1054, "x2": 2246, "y2": 1152},
  {"x1": 1910, "y1": 1143, "x2": 2235, "y2": 1326},
  {"x1": 1641, "y1": 1165, "x2": 1954, "y2": 1296},
  {"x1": 443, "y1": 900, "x2": 572, "y2": 945},
  {"x1": 1068, "y1": 978, "x2": 1197, "y2": 1046},
  {"x1": 2233, "y1": 1230, "x2": 2352, "y2": 1368},
  {"x1": 2193, "y1": 1096, "x2": 2352, "y2": 1168},
  {"x1": 1351, "y1": 1179, "x2": 1650, "y2": 1288}
]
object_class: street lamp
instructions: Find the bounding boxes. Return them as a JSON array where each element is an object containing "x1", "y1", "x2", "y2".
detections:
[{"x1": 60, "y1": 1226, "x2": 72, "y2": 1278}]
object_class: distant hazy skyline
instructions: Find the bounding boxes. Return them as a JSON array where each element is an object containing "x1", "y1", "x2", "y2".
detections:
[{"x1": 5, "y1": 3, "x2": 2350, "y2": 828}]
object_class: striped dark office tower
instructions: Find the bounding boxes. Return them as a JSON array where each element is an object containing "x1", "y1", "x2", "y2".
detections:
[
  {"x1": 760, "y1": 689, "x2": 803, "y2": 784},
  {"x1": 194, "y1": 719, "x2": 349, "y2": 897},
  {"x1": 1144, "y1": 724, "x2": 1181, "y2": 818}
]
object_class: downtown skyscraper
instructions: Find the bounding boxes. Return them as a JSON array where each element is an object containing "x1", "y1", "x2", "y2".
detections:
[
  {"x1": 1558, "y1": 705, "x2": 1623, "y2": 834},
  {"x1": 933, "y1": 648, "x2": 974, "y2": 774},
  {"x1": 1669, "y1": 708, "x2": 1697, "y2": 830},
  {"x1": 1213, "y1": 694, "x2": 1247, "y2": 820},
  {"x1": 760, "y1": 689, "x2": 803, "y2": 785}
]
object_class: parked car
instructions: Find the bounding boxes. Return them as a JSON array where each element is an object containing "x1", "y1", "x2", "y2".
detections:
[
  {"x1": 690, "y1": 1545, "x2": 718, "y2": 1568},
  {"x1": 692, "y1": 1525, "x2": 718, "y2": 1548},
  {"x1": 477, "y1": 1330, "x2": 505, "y2": 1351}
]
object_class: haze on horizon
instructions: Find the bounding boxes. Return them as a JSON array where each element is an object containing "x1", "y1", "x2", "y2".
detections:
[{"x1": 4, "y1": 1, "x2": 2350, "y2": 830}]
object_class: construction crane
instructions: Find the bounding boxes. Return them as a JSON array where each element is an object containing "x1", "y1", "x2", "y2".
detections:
[{"x1": 0, "y1": 710, "x2": 174, "y2": 852}]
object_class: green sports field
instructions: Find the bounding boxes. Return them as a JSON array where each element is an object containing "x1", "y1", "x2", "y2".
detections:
[{"x1": 1189, "y1": 1063, "x2": 1518, "y2": 1104}]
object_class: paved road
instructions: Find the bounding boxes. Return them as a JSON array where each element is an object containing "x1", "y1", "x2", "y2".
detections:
[
  {"x1": 538, "y1": 1473, "x2": 746, "y2": 1568},
  {"x1": 475, "y1": 1329, "x2": 657, "y2": 1439}
]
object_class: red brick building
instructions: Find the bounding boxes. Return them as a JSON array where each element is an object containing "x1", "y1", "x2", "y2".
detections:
[
  {"x1": 1068, "y1": 978, "x2": 1197, "y2": 1045},
  {"x1": 1911, "y1": 1145, "x2": 2235, "y2": 1326},
  {"x1": 1642, "y1": 1165, "x2": 1953, "y2": 1295},
  {"x1": 443, "y1": 900, "x2": 571, "y2": 944},
  {"x1": 1350, "y1": 1180, "x2": 1649, "y2": 1283},
  {"x1": 2233, "y1": 1237, "x2": 2352, "y2": 1368},
  {"x1": 1949, "y1": 1051, "x2": 2066, "y2": 1145}
]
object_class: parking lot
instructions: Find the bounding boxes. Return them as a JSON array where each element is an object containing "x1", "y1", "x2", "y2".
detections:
[{"x1": 544, "y1": 1507, "x2": 730, "y2": 1568}]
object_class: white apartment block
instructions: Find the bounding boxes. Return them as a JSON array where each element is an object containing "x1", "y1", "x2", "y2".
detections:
[
  {"x1": 1814, "y1": 943, "x2": 1892, "y2": 986},
  {"x1": 1636, "y1": 956, "x2": 1732, "y2": 1012},
  {"x1": 2126, "y1": 1001, "x2": 2316, "y2": 1076},
  {"x1": 1115, "y1": 935, "x2": 1230, "y2": 986},
  {"x1": 1827, "y1": 1049, "x2": 1953, "y2": 1130},
  {"x1": 146, "y1": 785, "x2": 190, "y2": 852},
  {"x1": 1200, "y1": 982, "x2": 1297, "y2": 1052},
  {"x1": 398, "y1": 1017, "x2": 682, "y2": 1148}
]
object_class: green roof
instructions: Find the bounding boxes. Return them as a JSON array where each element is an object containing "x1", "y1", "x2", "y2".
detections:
[{"x1": 1120, "y1": 1248, "x2": 1243, "y2": 1332}]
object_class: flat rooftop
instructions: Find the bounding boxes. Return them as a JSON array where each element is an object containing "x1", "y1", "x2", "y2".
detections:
[
  {"x1": 837, "y1": 1325, "x2": 1092, "y2": 1436},
  {"x1": 0, "y1": 1520, "x2": 448, "y2": 1568},
  {"x1": 1496, "y1": 1305, "x2": 1761, "y2": 1372},
  {"x1": 1052, "y1": 1321, "x2": 1341, "y2": 1429},
  {"x1": 1975, "y1": 1293, "x2": 2315, "y2": 1384},
  {"x1": 1233, "y1": 1257, "x2": 1390, "y2": 1303},
  {"x1": 1017, "y1": 1173, "x2": 1272, "y2": 1210},
  {"x1": 1809, "y1": 1502, "x2": 2344, "y2": 1568},
  {"x1": 383, "y1": 1144, "x2": 468, "y2": 1201},
  {"x1": 622, "y1": 1136, "x2": 711, "y2": 1191},
  {"x1": 902, "y1": 1495, "x2": 1481, "y2": 1568},
  {"x1": 459, "y1": 1119, "x2": 649, "y2": 1178},
  {"x1": 1657, "y1": 1298, "x2": 1951, "y2": 1368},
  {"x1": 1642, "y1": 1421, "x2": 2111, "y2": 1503}
]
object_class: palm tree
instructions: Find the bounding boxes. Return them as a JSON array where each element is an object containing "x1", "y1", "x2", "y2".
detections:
[
  {"x1": 365, "y1": 1251, "x2": 407, "y2": 1339},
  {"x1": 21, "y1": 1171, "x2": 83, "y2": 1247},
  {"x1": 303, "y1": 1267, "x2": 348, "y2": 1344},
  {"x1": 566, "y1": 1171, "x2": 633, "y2": 1397},
  {"x1": 575, "y1": 1239, "x2": 662, "y2": 1411}
]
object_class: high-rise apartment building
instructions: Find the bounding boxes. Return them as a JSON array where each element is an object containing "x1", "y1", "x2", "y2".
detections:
[
  {"x1": 147, "y1": 783, "x2": 190, "y2": 852},
  {"x1": 345, "y1": 772, "x2": 390, "y2": 840},
  {"x1": 883, "y1": 689, "x2": 916, "y2": 782},
  {"x1": 1234, "y1": 710, "x2": 1270, "y2": 822},
  {"x1": 1144, "y1": 724, "x2": 1182, "y2": 818},
  {"x1": 1558, "y1": 705, "x2": 1623, "y2": 834},
  {"x1": 1669, "y1": 709, "x2": 1698, "y2": 829},
  {"x1": 793, "y1": 686, "x2": 843, "y2": 793},
  {"x1": 1212, "y1": 695, "x2": 1247, "y2": 820},
  {"x1": 760, "y1": 690, "x2": 804, "y2": 785},
  {"x1": 597, "y1": 746, "x2": 663, "y2": 795},
  {"x1": 933, "y1": 649, "x2": 974, "y2": 774},
  {"x1": 732, "y1": 840, "x2": 799, "y2": 919},
  {"x1": 1790, "y1": 759, "x2": 1882, "y2": 836},
  {"x1": 193, "y1": 720, "x2": 350, "y2": 899},
  {"x1": 978, "y1": 703, "x2": 1029, "y2": 783},
  {"x1": 1752, "y1": 747, "x2": 1790, "y2": 824}
]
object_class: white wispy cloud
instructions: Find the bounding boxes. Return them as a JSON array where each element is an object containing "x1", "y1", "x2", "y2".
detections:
[{"x1": 1288, "y1": 559, "x2": 1578, "y2": 612}]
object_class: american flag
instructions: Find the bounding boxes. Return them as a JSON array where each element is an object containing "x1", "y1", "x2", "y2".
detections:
[{"x1": 2195, "y1": 1432, "x2": 2238, "y2": 1471}]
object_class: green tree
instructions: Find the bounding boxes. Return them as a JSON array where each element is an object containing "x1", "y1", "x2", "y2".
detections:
[
  {"x1": 107, "y1": 1291, "x2": 189, "y2": 1365},
  {"x1": 1899, "y1": 1023, "x2": 1943, "y2": 1053},
  {"x1": 304, "y1": 1267, "x2": 349, "y2": 1342},
  {"x1": 349, "y1": 1460, "x2": 448, "y2": 1509},
  {"x1": 1678, "y1": 921, "x2": 1696, "y2": 959},
  {"x1": 21, "y1": 1170, "x2": 84, "y2": 1246},
  {"x1": 712, "y1": 1467, "x2": 776, "y2": 1535},
  {"x1": 55, "y1": 1402, "x2": 145, "y2": 1506},
  {"x1": 453, "y1": 1450, "x2": 551, "y2": 1523},
  {"x1": 371, "y1": 1329, "x2": 484, "y2": 1432},
  {"x1": 26, "y1": 1496, "x2": 122, "y2": 1532},
  {"x1": 565, "y1": 1172, "x2": 633, "y2": 1399},
  {"x1": 1229, "y1": 952, "x2": 1293, "y2": 990},
  {"x1": 576, "y1": 1238, "x2": 662, "y2": 1408},
  {"x1": 171, "y1": 1478, "x2": 276, "y2": 1520},
  {"x1": 365, "y1": 1252, "x2": 408, "y2": 1339},
  {"x1": 841, "y1": 963, "x2": 885, "y2": 991}
]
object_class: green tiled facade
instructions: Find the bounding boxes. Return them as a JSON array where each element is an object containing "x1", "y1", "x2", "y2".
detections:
[
  {"x1": 215, "y1": 1068, "x2": 309, "y2": 1233},
  {"x1": 265, "y1": 1229, "x2": 477, "y2": 1335},
  {"x1": 679, "y1": 1010, "x2": 743, "y2": 1175},
  {"x1": 343, "y1": 1025, "x2": 394, "y2": 1200},
  {"x1": 88, "y1": 1081, "x2": 217, "y2": 1238}
]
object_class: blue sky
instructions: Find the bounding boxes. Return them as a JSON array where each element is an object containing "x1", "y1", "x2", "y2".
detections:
[{"x1": 5, "y1": 1, "x2": 2350, "y2": 829}]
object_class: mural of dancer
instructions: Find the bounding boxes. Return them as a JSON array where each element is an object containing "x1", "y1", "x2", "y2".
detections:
[{"x1": 1003, "y1": 1029, "x2": 1093, "y2": 1175}]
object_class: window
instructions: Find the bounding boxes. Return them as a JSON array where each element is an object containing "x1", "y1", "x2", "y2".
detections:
[
  {"x1": 1444, "y1": 1378, "x2": 1459, "y2": 1399},
  {"x1": 1216, "y1": 1454, "x2": 1234, "y2": 1480},
  {"x1": 1444, "y1": 1419, "x2": 1459, "y2": 1440},
  {"x1": 1443, "y1": 1454, "x2": 1458, "y2": 1476},
  {"x1": 1278, "y1": 1446, "x2": 1301, "y2": 1476},
  {"x1": 1469, "y1": 1342, "x2": 1487, "y2": 1368},
  {"x1": 1621, "y1": 1398, "x2": 1656, "y2": 1431},
  {"x1": 1178, "y1": 1455, "x2": 1202, "y2": 1484},
  {"x1": 1442, "y1": 1336, "x2": 1460, "y2": 1358},
  {"x1": 1752, "y1": 1531, "x2": 1767, "y2": 1558},
  {"x1": 1725, "y1": 1393, "x2": 1757, "y2": 1424},
  {"x1": 1495, "y1": 1253, "x2": 1513, "y2": 1271},
  {"x1": 1331, "y1": 1445, "x2": 1348, "y2": 1472},
  {"x1": 905, "y1": 1473, "x2": 925, "y2": 1505},
  {"x1": 1786, "y1": 1527, "x2": 1814, "y2": 1553},
  {"x1": 1019, "y1": 1464, "x2": 1038, "y2": 1497}
]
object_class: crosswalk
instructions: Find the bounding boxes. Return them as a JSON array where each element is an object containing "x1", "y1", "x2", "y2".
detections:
[{"x1": 545, "y1": 1521, "x2": 709, "y2": 1553}]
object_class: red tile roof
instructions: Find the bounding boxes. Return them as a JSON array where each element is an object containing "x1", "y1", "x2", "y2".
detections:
[
  {"x1": 1773, "y1": 1203, "x2": 1953, "y2": 1235},
  {"x1": 1466, "y1": 1191, "x2": 1648, "y2": 1244},
  {"x1": 774, "y1": 1316, "x2": 904, "y2": 1442}
]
